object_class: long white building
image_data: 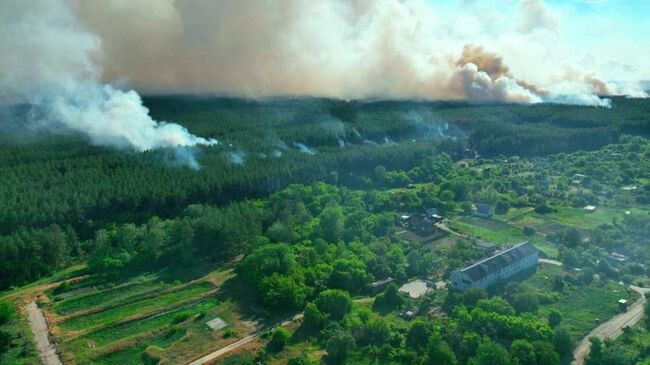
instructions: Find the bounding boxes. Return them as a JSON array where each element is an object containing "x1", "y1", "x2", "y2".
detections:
[{"x1": 450, "y1": 242, "x2": 538, "y2": 291}]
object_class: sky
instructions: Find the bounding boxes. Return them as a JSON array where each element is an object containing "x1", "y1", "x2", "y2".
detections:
[{"x1": 432, "y1": 0, "x2": 650, "y2": 82}]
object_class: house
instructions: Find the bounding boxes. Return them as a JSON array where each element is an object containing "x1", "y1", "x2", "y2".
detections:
[
  {"x1": 474, "y1": 204, "x2": 494, "y2": 218},
  {"x1": 608, "y1": 252, "x2": 629, "y2": 263},
  {"x1": 368, "y1": 277, "x2": 394, "y2": 292},
  {"x1": 410, "y1": 215, "x2": 436, "y2": 234},
  {"x1": 398, "y1": 214, "x2": 411, "y2": 226},
  {"x1": 450, "y1": 242, "x2": 539, "y2": 291},
  {"x1": 424, "y1": 208, "x2": 443, "y2": 222},
  {"x1": 584, "y1": 205, "x2": 596, "y2": 213}
]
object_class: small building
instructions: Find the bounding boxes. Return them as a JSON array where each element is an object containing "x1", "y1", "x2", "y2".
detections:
[
  {"x1": 608, "y1": 252, "x2": 629, "y2": 263},
  {"x1": 450, "y1": 242, "x2": 539, "y2": 291},
  {"x1": 410, "y1": 215, "x2": 436, "y2": 234},
  {"x1": 398, "y1": 214, "x2": 411, "y2": 226},
  {"x1": 584, "y1": 205, "x2": 596, "y2": 213},
  {"x1": 424, "y1": 208, "x2": 443, "y2": 222},
  {"x1": 368, "y1": 277, "x2": 394, "y2": 292},
  {"x1": 206, "y1": 317, "x2": 228, "y2": 331},
  {"x1": 474, "y1": 204, "x2": 494, "y2": 218}
]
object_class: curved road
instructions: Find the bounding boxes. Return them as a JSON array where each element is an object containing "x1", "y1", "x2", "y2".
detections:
[{"x1": 571, "y1": 285, "x2": 650, "y2": 365}]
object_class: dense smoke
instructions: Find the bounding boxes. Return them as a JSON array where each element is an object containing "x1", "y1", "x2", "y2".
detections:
[
  {"x1": 64, "y1": 0, "x2": 647, "y2": 106},
  {"x1": 1, "y1": 0, "x2": 648, "y2": 157},
  {"x1": 0, "y1": 0, "x2": 217, "y2": 168}
]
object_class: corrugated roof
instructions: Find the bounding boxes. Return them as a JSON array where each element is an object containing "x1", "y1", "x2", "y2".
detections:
[{"x1": 460, "y1": 242, "x2": 537, "y2": 281}]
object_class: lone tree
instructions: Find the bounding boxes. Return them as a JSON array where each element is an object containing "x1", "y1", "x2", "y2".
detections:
[
  {"x1": 267, "y1": 327, "x2": 291, "y2": 353},
  {"x1": 325, "y1": 330, "x2": 355, "y2": 365},
  {"x1": 316, "y1": 289, "x2": 352, "y2": 321}
]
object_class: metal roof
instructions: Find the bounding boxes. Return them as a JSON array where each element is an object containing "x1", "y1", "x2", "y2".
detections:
[{"x1": 459, "y1": 242, "x2": 537, "y2": 281}]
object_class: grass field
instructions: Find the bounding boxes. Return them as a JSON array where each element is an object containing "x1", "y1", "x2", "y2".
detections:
[
  {"x1": 450, "y1": 216, "x2": 527, "y2": 244},
  {"x1": 521, "y1": 265, "x2": 635, "y2": 340}
]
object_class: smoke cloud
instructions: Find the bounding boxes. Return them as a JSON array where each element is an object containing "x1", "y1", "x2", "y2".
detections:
[
  {"x1": 1, "y1": 0, "x2": 648, "y2": 152},
  {"x1": 62, "y1": 0, "x2": 647, "y2": 106},
  {"x1": 0, "y1": 0, "x2": 216, "y2": 167}
]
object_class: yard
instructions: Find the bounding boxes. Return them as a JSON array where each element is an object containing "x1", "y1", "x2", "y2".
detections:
[{"x1": 520, "y1": 265, "x2": 636, "y2": 340}]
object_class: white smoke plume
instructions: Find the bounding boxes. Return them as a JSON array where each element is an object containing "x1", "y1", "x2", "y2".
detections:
[
  {"x1": 1, "y1": 0, "x2": 647, "y2": 128},
  {"x1": 293, "y1": 143, "x2": 316, "y2": 155},
  {"x1": 62, "y1": 0, "x2": 647, "y2": 106},
  {"x1": 0, "y1": 0, "x2": 216, "y2": 167},
  {"x1": 227, "y1": 150, "x2": 246, "y2": 165}
]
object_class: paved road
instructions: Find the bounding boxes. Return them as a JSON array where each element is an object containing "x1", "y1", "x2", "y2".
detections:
[
  {"x1": 26, "y1": 302, "x2": 63, "y2": 365},
  {"x1": 571, "y1": 285, "x2": 650, "y2": 365},
  {"x1": 186, "y1": 313, "x2": 304, "y2": 365}
]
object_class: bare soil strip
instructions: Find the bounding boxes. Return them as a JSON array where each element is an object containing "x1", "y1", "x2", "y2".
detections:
[{"x1": 27, "y1": 301, "x2": 63, "y2": 365}]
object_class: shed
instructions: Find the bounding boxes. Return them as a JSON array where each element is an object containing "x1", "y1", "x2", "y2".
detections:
[{"x1": 584, "y1": 205, "x2": 596, "y2": 213}]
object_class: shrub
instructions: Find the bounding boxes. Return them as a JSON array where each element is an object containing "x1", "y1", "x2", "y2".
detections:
[
  {"x1": 267, "y1": 327, "x2": 291, "y2": 353},
  {"x1": 171, "y1": 313, "x2": 190, "y2": 324},
  {"x1": 302, "y1": 303, "x2": 326, "y2": 333},
  {"x1": 288, "y1": 355, "x2": 313, "y2": 365},
  {"x1": 223, "y1": 328, "x2": 236, "y2": 338},
  {"x1": 0, "y1": 301, "x2": 15, "y2": 326},
  {"x1": 495, "y1": 200, "x2": 510, "y2": 215},
  {"x1": 534, "y1": 204, "x2": 552, "y2": 214},
  {"x1": 53, "y1": 280, "x2": 70, "y2": 295},
  {"x1": 523, "y1": 226, "x2": 536, "y2": 236}
]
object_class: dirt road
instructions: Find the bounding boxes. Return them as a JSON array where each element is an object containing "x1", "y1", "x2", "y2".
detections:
[
  {"x1": 571, "y1": 285, "x2": 650, "y2": 365},
  {"x1": 186, "y1": 313, "x2": 304, "y2": 365},
  {"x1": 26, "y1": 301, "x2": 63, "y2": 365},
  {"x1": 187, "y1": 334, "x2": 258, "y2": 365},
  {"x1": 435, "y1": 221, "x2": 467, "y2": 238}
]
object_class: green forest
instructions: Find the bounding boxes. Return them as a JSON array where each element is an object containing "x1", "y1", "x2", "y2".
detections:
[{"x1": 1, "y1": 97, "x2": 650, "y2": 365}]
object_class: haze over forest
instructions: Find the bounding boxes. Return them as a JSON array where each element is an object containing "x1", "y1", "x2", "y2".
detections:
[{"x1": 1, "y1": 1, "x2": 650, "y2": 365}]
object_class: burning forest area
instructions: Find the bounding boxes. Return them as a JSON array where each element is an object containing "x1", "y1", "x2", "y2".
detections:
[{"x1": 1, "y1": 1, "x2": 650, "y2": 365}]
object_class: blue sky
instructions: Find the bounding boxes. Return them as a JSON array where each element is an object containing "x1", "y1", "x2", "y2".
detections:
[{"x1": 427, "y1": 0, "x2": 650, "y2": 81}]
